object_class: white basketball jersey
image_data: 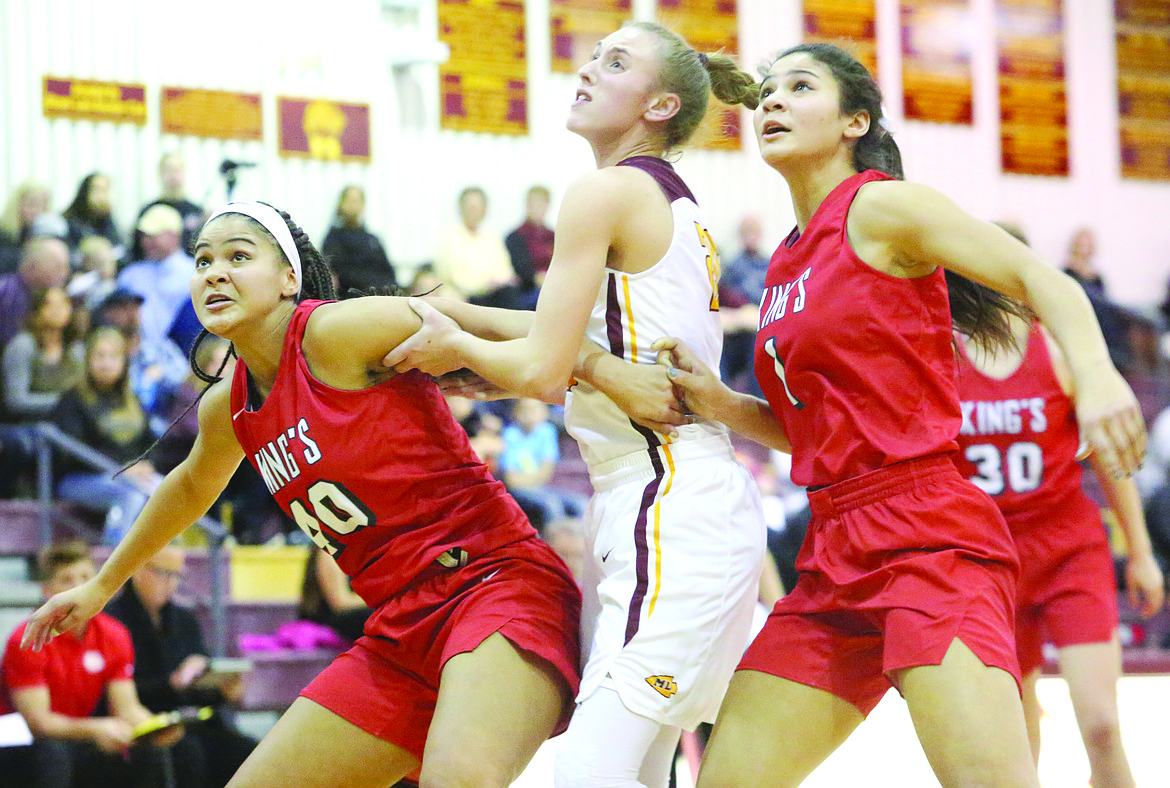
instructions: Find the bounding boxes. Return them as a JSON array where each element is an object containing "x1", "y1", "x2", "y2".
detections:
[{"x1": 565, "y1": 157, "x2": 728, "y2": 467}]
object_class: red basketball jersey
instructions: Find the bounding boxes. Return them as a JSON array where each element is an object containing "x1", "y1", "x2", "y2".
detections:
[
  {"x1": 229, "y1": 300, "x2": 536, "y2": 605},
  {"x1": 754, "y1": 170, "x2": 960, "y2": 487},
  {"x1": 952, "y1": 321, "x2": 1101, "y2": 530}
]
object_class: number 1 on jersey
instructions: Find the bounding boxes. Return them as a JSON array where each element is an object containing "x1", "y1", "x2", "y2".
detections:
[{"x1": 763, "y1": 337, "x2": 805, "y2": 410}]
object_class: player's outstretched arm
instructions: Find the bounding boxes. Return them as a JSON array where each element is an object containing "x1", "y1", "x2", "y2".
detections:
[{"x1": 22, "y1": 382, "x2": 243, "y2": 652}]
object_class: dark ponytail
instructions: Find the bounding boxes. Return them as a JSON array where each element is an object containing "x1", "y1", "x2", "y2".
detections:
[
  {"x1": 947, "y1": 221, "x2": 1035, "y2": 351},
  {"x1": 945, "y1": 271, "x2": 1033, "y2": 352}
]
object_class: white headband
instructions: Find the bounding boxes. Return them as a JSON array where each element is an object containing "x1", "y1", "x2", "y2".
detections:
[{"x1": 204, "y1": 201, "x2": 302, "y2": 295}]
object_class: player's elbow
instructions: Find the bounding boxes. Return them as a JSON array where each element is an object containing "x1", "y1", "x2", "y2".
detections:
[{"x1": 516, "y1": 358, "x2": 572, "y2": 404}]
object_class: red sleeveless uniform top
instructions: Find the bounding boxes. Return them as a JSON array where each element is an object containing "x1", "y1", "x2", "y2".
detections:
[
  {"x1": 952, "y1": 322, "x2": 1100, "y2": 530},
  {"x1": 754, "y1": 170, "x2": 960, "y2": 487},
  {"x1": 229, "y1": 300, "x2": 535, "y2": 605}
]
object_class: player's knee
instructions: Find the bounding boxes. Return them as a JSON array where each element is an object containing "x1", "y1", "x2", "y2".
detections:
[
  {"x1": 553, "y1": 743, "x2": 642, "y2": 788},
  {"x1": 1078, "y1": 714, "x2": 1123, "y2": 758}
]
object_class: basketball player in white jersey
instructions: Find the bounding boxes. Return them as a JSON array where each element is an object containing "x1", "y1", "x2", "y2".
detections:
[{"x1": 385, "y1": 22, "x2": 768, "y2": 788}]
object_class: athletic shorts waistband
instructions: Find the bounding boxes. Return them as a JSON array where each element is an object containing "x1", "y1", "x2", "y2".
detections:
[
  {"x1": 588, "y1": 433, "x2": 737, "y2": 492},
  {"x1": 807, "y1": 454, "x2": 958, "y2": 518}
]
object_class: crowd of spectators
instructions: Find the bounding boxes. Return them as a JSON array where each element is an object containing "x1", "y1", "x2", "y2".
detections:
[{"x1": 2, "y1": 162, "x2": 1169, "y2": 625}]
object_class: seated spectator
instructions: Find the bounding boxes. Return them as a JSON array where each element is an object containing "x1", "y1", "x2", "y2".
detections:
[
  {"x1": 0, "y1": 179, "x2": 51, "y2": 274},
  {"x1": 0, "y1": 539, "x2": 199, "y2": 788},
  {"x1": 321, "y1": 185, "x2": 397, "y2": 297},
  {"x1": 132, "y1": 152, "x2": 205, "y2": 259},
  {"x1": 434, "y1": 186, "x2": 520, "y2": 308},
  {"x1": 51, "y1": 326, "x2": 159, "y2": 544},
  {"x1": 91, "y1": 287, "x2": 189, "y2": 428},
  {"x1": 407, "y1": 262, "x2": 461, "y2": 301},
  {"x1": 61, "y1": 173, "x2": 123, "y2": 260},
  {"x1": 505, "y1": 185, "x2": 555, "y2": 308},
  {"x1": 118, "y1": 204, "x2": 195, "y2": 349},
  {"x1": 0, "y1": 237, "x2": 70, "y2": 350},
  {"x1": 2, "y1": 286, "x2": 84, "y2": 422},
  {"x1": 498, "y1": 398, "x2": 586, "y2": 530},
  {"x1": 106, "y1": 544, "x2": 258, "y2": 788},
  {"x1": 67, "y1": 235, "x2": 119, "y2": 312},
  {"x1": 297, "y1": 548, "x2": 372, "y2": 643},
  {"x1": 719, "y1": 215, "x2": 768, "y2": 396}
]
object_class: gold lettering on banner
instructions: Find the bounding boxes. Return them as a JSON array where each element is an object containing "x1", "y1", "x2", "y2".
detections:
[
  {"x1": 440, "y1": 0, "x2": 529, "y2": 135},
  {"x1": 43, "y1": 77, "x2": 147, "y2": 125}
]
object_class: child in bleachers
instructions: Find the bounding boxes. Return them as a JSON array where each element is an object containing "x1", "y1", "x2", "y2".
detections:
[{"x1": 498, "y1": 398, "x2": 586, "y2": 530}]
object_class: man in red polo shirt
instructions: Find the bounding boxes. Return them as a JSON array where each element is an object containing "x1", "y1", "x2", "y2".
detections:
[{"x1": 1, "y1": 539, "x2": 194, "y2": 788}]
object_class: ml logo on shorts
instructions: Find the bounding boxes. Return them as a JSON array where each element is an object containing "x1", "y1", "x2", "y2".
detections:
[{"x1": 645, "y1": 675, "x2": 678, "y2": 698}]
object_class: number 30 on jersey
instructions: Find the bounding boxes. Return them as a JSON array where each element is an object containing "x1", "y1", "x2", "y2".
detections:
[{"x1": 964, "y1": 442, "x2": 1043, "y2": 496}]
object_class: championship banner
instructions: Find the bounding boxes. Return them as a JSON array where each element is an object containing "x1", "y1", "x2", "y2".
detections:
[
  {"x1": 551, "y1": 0, "x2": 632, "y2": 74},
  {"x1": 277, "y1": 98, "x2": 371, "y2": 162},
  {"x1": 997, "y1": 0, "x2": 1068, "y2": 176},
  {"x1": 657, "y1": 0, "x2": 742, "y2": 150},
  {"x1": 439, "y1": 0, "x2": 528, "y2": 136},
  {"x1": 42, "y1": 77, "x2": 146, "y2": 125},
  {"x1": 161, "y1": 88, "x2": 262, "y2": 141},
  {"x1": 802, "y1": 0, "x2": 877, "y2": 80},
  {"x1": 901, "y1": 0, "x2": 973, "y2": 124},
  {"x1": 1116, "y1": 0, "x2": 1170, "y2": 180}
]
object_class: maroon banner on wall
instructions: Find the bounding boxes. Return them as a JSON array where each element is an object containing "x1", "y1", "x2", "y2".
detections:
[
  {"x1": 901, "y1": 0, "x2": 973, "y2": 124},
  {"x1": 997, "y1": 0, "x2": 1068, "y2": 176},
  {"x1": 658, "y1": 0, "x2": 742, "y2": 150},
  {"x1": 162, "y1": 88, "x2": 263, "y2": 141},
  {"x1": 1116, "y1": 0, "x2": 1170, "y2": 181},
  {"x1": 278, "y1": 98, "x2": 370, "y2": 162},
  {"x1": 550, "y1": 0, "x2": 632, "y2": 74},
  {"x1": 439, "y1": 0, "x2": 528, "y2": 135},
  {"x1": 43, "y1": 77, "x2": 146, "y2": 125},
  {"x1": 802, "y1": 0, "x2": 877, "y2": 80}
]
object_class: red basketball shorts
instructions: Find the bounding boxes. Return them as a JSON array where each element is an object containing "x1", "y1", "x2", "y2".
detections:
[
  {"x1": 740, "y1": 454, "x2": 1022, "y2": 715},
  {"x1": 300, "y1": 535, "x2": 581, "y2": 764},
  {"x1": 1011, "y1": 512, "x2": 1117, "y2": 675}
]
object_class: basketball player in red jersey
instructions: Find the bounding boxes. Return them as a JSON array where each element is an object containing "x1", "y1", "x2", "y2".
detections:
[
  {"x1": 20, "y1": 201, "x2": 582, "y2": 788},
  {"x1": 648, "y1": 43, "x2": 1147, "y2": 788},
  {"x1": 955, "y1": 301, "x2": 1163, "y2": 788}
]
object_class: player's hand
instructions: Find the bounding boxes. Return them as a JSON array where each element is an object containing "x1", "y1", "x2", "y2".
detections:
[
  {"x1": 170, "y1": 654, "x2": 209, "y2": 690},
  {"x1": 1074, "y1": 368, "x2": 1146, "y2": 479},
  {"x1": 93, "y1": 718, "x2": 134, "y2": 754},
  {"x1": 605, "y1": 361, "x2": 686, "y2": 436},
  {"x1": 435, "y1": 369, "x2": 513, "y2": 401},
  {"x1": 383, "y1": 298, "x2": 467, "y2": 376},
  {"x1": 652, "y1": 337, "x2": 733, "y2": 423},
  {"x1": 1126, "y1": 552, "x2": 1166, "y2": 618},
  {"x1": 20, "y1": 579, "x2": 111, "y2": 652}
]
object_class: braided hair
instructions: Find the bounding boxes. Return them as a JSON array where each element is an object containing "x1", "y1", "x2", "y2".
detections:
[
  {"x1": 119, "y1": 205, "x2": 337, "y2": 476},
  {"x1": 188, "y1": 203, "x2": 336, "y2": 385}
]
